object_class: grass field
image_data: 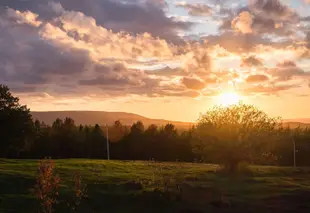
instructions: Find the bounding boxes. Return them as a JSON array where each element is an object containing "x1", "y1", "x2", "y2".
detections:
[{"x1": 1, "y1": 159, "x2": 310, "y2": 213}]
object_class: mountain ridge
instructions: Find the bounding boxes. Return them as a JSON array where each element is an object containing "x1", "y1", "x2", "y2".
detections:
[
  {"x1": 31, "y1": 111, "x2": 310, "y2": 129},
  {"x1": 284, "y1": 118, "x2": 310, "y2": 124},
  {"x1": 31, "y1": 111, "x2": 193, "y2": 129}
]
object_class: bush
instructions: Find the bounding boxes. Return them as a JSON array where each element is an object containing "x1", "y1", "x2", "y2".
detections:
[
  {"x1": 35, "y1": 159, "x2": 60, "y2": 213},
  {"x1": 34, "y1": 159, "x2": 88, "y2": 213}
]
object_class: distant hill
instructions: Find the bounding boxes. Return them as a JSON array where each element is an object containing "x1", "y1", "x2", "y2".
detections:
[
  {"x1": 283, "y1": 122, "x2": 310, "y2": 129},
  {"x1": 284, "y1": 118, "x2": 310, "y2": 124},
  {"x1": 31, "y1": 111, "x2": 193, "y2": 129},
  {"x1": 283, "y1": 119, "x2": 310, "y2": 129},
  {"x1": 30, "y1": 111, "x2": 310, "y2": 130}
]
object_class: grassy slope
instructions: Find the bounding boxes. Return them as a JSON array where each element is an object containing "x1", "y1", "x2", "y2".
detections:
[{"x1": 1, "y1": 159, "x2": 310, "y2": 213}]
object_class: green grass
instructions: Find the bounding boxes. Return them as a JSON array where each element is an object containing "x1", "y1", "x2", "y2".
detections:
[{"x1": 1, "y1": 159, "x2": 310, "y2": 213}]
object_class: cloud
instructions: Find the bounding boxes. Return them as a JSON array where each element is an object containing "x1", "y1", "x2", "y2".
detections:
[
  {"x1": 0, "y1": 7, "x2": 180, "y2": 97},
  {"x1": 0, "y1": 9, "x2": 92, "y2": 89},
  {"x1": 241, "y1": 83, "x2": 299, "y2": 95},
  {"x1": 181, "y1": 76, "x2": 206, "y2": 90},
  {"x1": 231, "y1": 11, "x2": 254, "y2": 34},
  {"x1": 0, "y1": 6, "x2": 214, "y2": 99},
  {"x1": 1, "y1": 1, "x2": 309, "y2": 100},
  {"x1": 241, "y1": 55, "x2": 263, "y2": 67},
  {"x1": 79, "y1": 65, "x2": 144, "y2": 87},
  {"x1": 203, "y1": 32, "x2": 277, "y2": 53},
  {"x1": 306, "y1": 32, "x2": 310, "y2": 48},
  {"x1": 181, "y1": 42, "x2": 213, "y2": 78},
  {"x1": 146, "y1": 67, "x2": 184, "y2": 77},
  {"x1": 48, "y1": 1, "x2": 65, "y2": 14},
  {"x1": 248, "y1": 0, "x2": 299, "y2": 35},
  {"x1": 246, "y1": 74, "x2": 269, "y2": 83},
  {"x1": 277, "y1": 60, "x2": 297, "y2": 67},
  {"x1": 222, "y1": 0, "x2": 300, "y2": 37},
  {"x1": 249, "y1": 0, "x2": 298, "y2": 21},
  {"x1": 204, "y1": 76, "x2": 219, "y2": 84},
  {"x1": 2, "y1": 6, "x2": 178, "y2": 59},
  {"x1": 153, "y1": 90, "x2": 201, "y2": 98},
  {"x1": 0, "y1": 0, "x2": 191, "y2": 43},
  {"x1": 176, "y1": 2, "x2": 213, "y2": 16},
  {"x1": 269, "y1": 60, "x2": 310, "y2": 81}
]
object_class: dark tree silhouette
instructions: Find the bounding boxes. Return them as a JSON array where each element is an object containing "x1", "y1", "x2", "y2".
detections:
[{"x1": 0, "y1": 84, "x2": 34, "y2": 157}]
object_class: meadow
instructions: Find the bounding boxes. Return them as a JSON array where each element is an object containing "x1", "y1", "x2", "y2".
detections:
[{"x1": 1, "y1": 159, "x2": 310, "y2": 213}]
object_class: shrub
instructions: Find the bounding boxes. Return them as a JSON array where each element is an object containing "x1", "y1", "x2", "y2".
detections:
[
  {"x1": 35, "y1": 159, "x2": 60, "y2": 213},
  {"x1": 69, "y1": 172, "x2": 88, "y2": 211}
]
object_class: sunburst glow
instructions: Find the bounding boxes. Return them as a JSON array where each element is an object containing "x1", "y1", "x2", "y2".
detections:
[{"x1": 217, "y1": 92, "x2": 240, "y2": 106}]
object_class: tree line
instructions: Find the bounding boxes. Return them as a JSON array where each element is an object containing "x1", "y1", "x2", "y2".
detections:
[
  {"x1": 1, "y1": 84, "x2": 310, "y2": 168},
  {"x1": 26, "y1": 119, "x2": 194, "y2": 162}
]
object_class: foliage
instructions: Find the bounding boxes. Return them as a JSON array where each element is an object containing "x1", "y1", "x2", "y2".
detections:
[
  {"x1": 0, "y1": 84, "x2": 34, "y2": 157},
  {"x1": 192, "y1": 103, "x2": 280, "y2": 172},
  {"x1": 35, "y1": 159, "x2": 60, "y2": 213},
  {"x1": 69, "y1": 172, "x2": 88, "y2": 212},
  {"x1": 34, "y1": 159, "x2": 88, "y2": 213}
]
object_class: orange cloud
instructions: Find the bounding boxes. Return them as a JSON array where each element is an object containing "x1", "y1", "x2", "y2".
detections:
[
  {"x1": 246, "y1": 74, "x2": 269, "y2": 83},
  {"x1": 241, "y1": 55, "x2": 263, "y2": 67},
  {"x1": 231, "y1": 11, "x2": 254, "y2": 34},
  {"x1": 181, "y1": 76, "x2": 206, "y2": 90},
  {"x1": 241, "y1": 84, "x2": 299, "y2": 96}
]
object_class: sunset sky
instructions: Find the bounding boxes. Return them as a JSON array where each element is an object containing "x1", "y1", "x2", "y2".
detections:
[{"x1": 1, "y1": 0, "x2": 310, "y2": 122}]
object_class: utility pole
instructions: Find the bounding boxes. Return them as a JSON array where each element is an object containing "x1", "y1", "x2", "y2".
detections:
[
  {"x1": 293, "y1": 138, "x2": 296, "y2": 168},
  {"x1": 106, "y1": 124, "x2": 110, "y2": 160}
]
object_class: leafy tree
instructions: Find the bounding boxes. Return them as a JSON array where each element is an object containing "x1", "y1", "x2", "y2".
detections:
[
  {"x1": 157, "y1": 124, "x2": 178, "y2": 160},
  {"x1": 89, "y1": 124, "x2": 106, "y2": 158},
  {"x1": 0, "y1": 84, "x2": 34, "y2": 157},
  {"x1": 52, "y1": 118, "x2": 63, "y2": 130},
  {"x1": 192, "y1": 103, "x2": 280, "y2": 172},
  {"x1": 143, "y1": 124, "x2": 159, "y2": 159},
  {"x1": 108, "y1": 120, "x2": 129, "y2": 142},
  {"x1": 125, "y1": 121, "x2": 145, "y2": 159},
  {"x1": 131, "y1": 121, "x2": 144, "y2": 135}
]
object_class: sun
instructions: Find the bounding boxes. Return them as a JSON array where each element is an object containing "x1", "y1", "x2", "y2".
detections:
[{"x1": 217, "y1": 92, "x2": 240, "y2": 106}]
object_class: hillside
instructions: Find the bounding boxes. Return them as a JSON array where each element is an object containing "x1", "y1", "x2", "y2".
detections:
[{"x1": 31, "y1": 111, "x2": 193, "y2": 129}]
